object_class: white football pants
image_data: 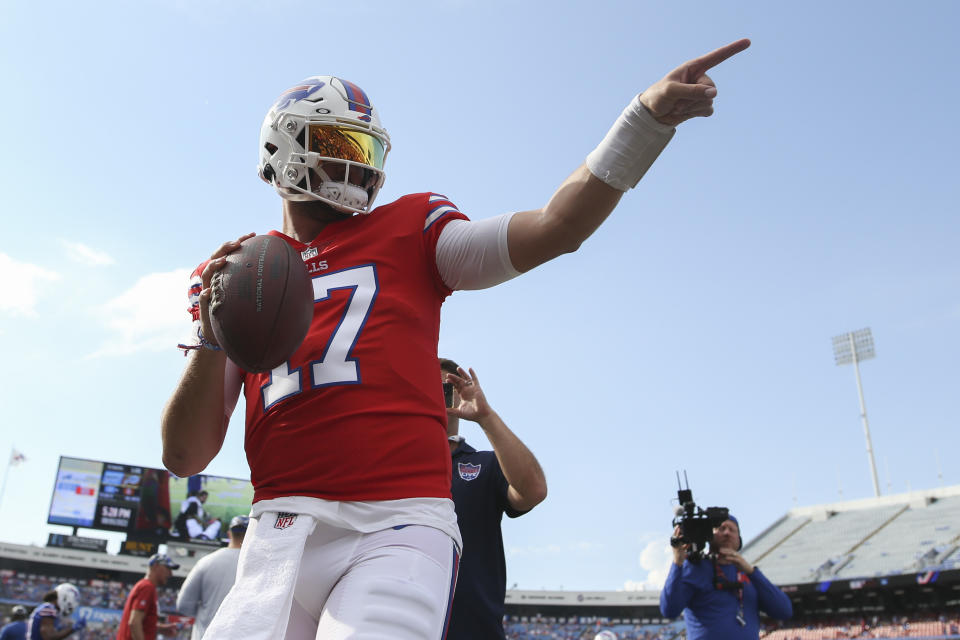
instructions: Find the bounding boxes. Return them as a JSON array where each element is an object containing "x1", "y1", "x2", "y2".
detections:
[{"x1": 286, "y1": 523, "x2": 459, "y2": 639}]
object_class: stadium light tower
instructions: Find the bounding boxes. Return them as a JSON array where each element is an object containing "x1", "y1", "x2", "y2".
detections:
[{"x1": 832, "y1": 327, "x2": 881, "y2": 497}]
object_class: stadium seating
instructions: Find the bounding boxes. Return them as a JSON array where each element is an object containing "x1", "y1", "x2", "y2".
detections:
[
  {"x1": 834, "y1": 496, "x2": 960, "y2": 579},
  {"x1": 744, "y1": 487, "x2": 960, "y2": 585},
  {"x1": 504, "y1": 617, "x2": 685, "y2": 639},
  {"x1": 761, "y1": 614, "x2": 960, "y2": 639}
]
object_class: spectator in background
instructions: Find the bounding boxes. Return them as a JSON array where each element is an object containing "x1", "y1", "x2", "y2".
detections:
[
  {"x1": 0, "y1": 605, "x2": 28, "y2": 640},
  {"x1": 176, "y1": 515, "x2": 249, "y2": 640},
  {"x1": 441, "y1": 359, "x2": 548, "y2": 640},
  {"x1": 660, "y1": 514, "x2": 793, "y2": 640},
  {"x1": 26, "y1": 584, "x2": 85, "y2": 640},
  {"x1": 116, "y1": 554, "x2": 180, "y2": 640}
]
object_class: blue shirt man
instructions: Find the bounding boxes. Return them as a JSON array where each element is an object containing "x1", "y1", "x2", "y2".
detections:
[
  {"x1": 0, "y1": 606, "x2": 28, "y2": 640},
  {"x1": 441, "y1": 359, "x2": 548, "y2": 640},
  {"x1": 660, "y1": 515, "x2": 793, "y2": 640}
]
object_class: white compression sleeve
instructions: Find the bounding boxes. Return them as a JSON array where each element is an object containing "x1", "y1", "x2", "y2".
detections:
[
  {"x1": 435, "y1": 213, "x2": 520, "y2": 291},
  {"x1": 585, "y1": 94, "x2": 676, "y2": 191}
]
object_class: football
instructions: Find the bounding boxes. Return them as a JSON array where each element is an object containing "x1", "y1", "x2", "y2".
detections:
[{"x1": 209, "y1": 235, "x2": 313, "y2": 373}]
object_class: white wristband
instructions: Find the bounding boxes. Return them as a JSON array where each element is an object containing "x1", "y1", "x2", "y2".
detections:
[{"x1": 585, "y1": 94, "x2": 676, "y2": 191}]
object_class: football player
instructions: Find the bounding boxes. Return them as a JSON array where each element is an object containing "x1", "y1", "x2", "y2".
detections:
[
  {"x1": 162, "y1": 38, "x2": 750, "y2": 640},
  {"x1": 26, "y1": 584, "x2": 85, "y2": 640}
]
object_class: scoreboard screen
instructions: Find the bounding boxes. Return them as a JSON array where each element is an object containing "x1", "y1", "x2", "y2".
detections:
[
  {"x1": 92, "y1": 462, "x2": 151, "y2": 532},
  {"x1": 47, "y1": 456, "x2": 252, "y2": 542},
  {"x1": 49, "y1": 458, "x2": 103, "y2": 527}
]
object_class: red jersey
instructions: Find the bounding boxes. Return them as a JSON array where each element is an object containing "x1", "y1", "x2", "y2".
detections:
[
  {"x1": 116, "y1": 578, "x2": 158, "y2": 640},
  {"x1": 187, "y1": 193, "x2": 468, "y2": 503}
]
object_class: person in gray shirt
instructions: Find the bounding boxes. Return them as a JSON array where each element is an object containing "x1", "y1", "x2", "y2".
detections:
[{"x1": 176, "y1": 515, "x2": 248, "y2": 640}]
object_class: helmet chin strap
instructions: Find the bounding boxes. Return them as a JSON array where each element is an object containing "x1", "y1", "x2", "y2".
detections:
[
  {"x1": 318, "y1": 181, "x2": 369, "y2": 211},
  {"x1": 315, "y1": 165, "x2": 370, "y2": 212}
]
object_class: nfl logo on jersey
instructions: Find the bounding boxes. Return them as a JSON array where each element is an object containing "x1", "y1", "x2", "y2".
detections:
[
  {"x1": 274, "y1": 512, "x2": 298, "y2": 529},
  {"x1": 458, "y1": 462, "x2": 481, "y2": 481}
]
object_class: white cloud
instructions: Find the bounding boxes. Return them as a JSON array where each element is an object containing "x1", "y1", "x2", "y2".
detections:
[
  {"x1": 0, "y1": 253, "x2": 61, "y2": 317},
  {"x1": 88, "y1": 268, "x2": 193, "y2": 358},
  {"x1": 59, "y1": 240, "x2": 115, "y2": 266},
  {"x1": 621, "y1": 580, "x2": 648, "y2": 591},
  {"x1": 623, "y1": 537, "x2": 674, "y2": 591}
]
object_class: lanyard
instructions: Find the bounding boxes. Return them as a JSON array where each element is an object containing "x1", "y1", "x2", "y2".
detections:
[{"x1": 714, "y1": 561, "x2": 747, "y2": 627}]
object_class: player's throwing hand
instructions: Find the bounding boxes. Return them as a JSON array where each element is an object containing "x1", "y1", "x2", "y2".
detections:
[
  {"x1": 197, "y1": 232, "x2": 256, "y2": 348},
  {"x1": 639, "y1": 38, "x2": 751, "y2": 126}
]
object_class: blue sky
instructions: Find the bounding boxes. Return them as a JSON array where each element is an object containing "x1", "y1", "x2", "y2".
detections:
[{"x1": 1, "y1": 0, "x2": 958, "y2": 591}]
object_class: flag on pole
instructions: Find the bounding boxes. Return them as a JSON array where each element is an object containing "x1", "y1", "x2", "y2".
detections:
[{"x1": 10, "y1": 449, "x2": 26, "y2": 466}]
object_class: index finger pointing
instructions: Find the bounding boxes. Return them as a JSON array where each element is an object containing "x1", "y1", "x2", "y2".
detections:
[{"x1": 687, "y1": 38, "x2": 751, "y2": 73}]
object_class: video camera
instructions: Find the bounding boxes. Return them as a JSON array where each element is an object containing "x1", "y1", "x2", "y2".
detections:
[{"x1": 670, "y1": 471, "x2": 729, "y2": 563}]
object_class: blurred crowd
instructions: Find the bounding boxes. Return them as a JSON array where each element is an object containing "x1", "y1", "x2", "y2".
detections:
[
  {"x1": 762, "y1": 614, "x2": 960, "y2": 639},
  {"x1": 5, "y1": 568, "x2": 960, "y2": 640},
  {"x1": 500, "y1": 614, "x2": 960, "y2": 640},
  {"x1": 1, "y1": 568, "x2": 180, "y2": 612},
  {"x1": 0, "y1": 568, "x2": 188, "y2": 639},
  {"x1": 505, "y1": 616, "x2": 684, "y2": 639}
]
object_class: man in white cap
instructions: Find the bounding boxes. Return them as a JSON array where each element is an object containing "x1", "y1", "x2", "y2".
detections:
[{"x1": 177, "y1": 515, "x2": 249, "y2": 640}]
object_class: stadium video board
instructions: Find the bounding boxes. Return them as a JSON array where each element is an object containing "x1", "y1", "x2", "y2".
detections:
[{"x1": 48, "y1": 456, "x2": 253, "y2": 542}]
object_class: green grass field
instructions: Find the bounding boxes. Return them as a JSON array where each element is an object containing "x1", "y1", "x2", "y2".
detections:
[{"x1": 168, "y1": 475, "x2": 254, "y2": 527}]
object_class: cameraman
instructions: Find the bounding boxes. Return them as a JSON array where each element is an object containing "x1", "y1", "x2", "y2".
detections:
[{"x1": 660, "y1": 515, "x2": 792, "y2": 639}]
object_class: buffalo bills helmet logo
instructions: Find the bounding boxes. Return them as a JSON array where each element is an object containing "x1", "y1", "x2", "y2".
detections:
[
  {"x1": 458, "y1": 462, "x2": 481, "y2": 481},
  {"x1": 273, "y1": 79, "x2": 325, "y2": 111}
]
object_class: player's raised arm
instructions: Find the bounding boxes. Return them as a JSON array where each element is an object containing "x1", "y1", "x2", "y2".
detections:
[{"x1": 506, "y1": 38, "x2": 751, "y2": 273}]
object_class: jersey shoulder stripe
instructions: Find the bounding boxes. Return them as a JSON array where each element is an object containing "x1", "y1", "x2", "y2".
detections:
[
  {"x1": 34, "y1": 603, "x2": 56, "y2": 618},
  {"x1": 423, "y1": 193, "x2": 462, "y2": 232}
]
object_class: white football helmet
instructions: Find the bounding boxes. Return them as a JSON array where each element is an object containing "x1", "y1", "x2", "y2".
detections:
[
  {"x1": 594, "y1": 632, "x2": 618, "y2": 640},
  {"x1": 55, "y1": 583, "x2": 79, "y2": 617},
  {"x1": 259, "y1": 76, "x2": 391, "y2": 214}
]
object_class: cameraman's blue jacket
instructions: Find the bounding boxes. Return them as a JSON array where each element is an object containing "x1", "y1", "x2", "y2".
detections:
[{"x1": 660, "y1": 560, "x2": 792, "y2": 640}]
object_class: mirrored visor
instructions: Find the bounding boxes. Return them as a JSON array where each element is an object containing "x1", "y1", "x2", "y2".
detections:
[{"x1": 308, "y1": 125, "x2": 386, "y2": 170}]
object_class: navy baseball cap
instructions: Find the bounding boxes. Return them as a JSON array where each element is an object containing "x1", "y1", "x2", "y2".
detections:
[
  {"x1": 148, "y1": 553, "x2": 180, "y2": 569},
  {"x1": 230, "y1": 515, "x2": 250, "y2": 532}
]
